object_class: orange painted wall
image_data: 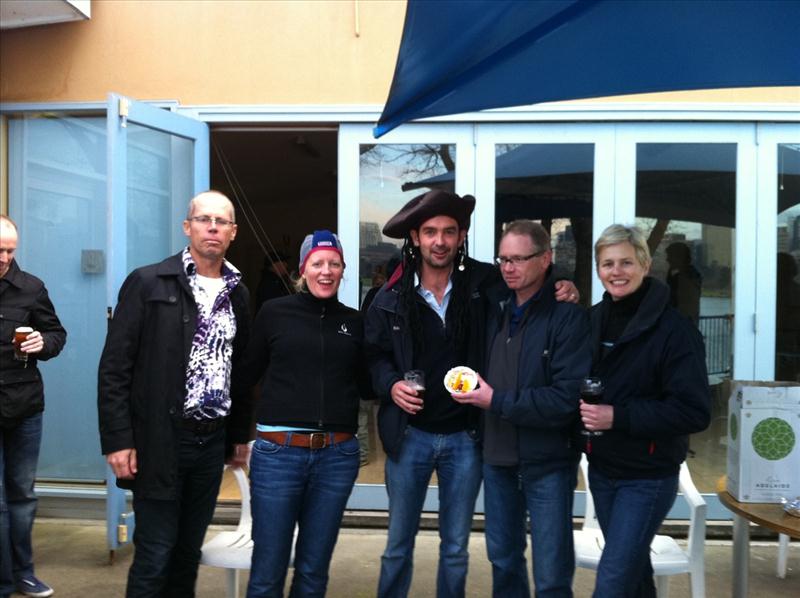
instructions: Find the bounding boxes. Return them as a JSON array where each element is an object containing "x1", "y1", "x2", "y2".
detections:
[
  {"x1": 0, "y1": 0, "x2": 406, "y2": 104},
  {"x1": 2, "y1": 1, "x2": 798, "y2": 107}
]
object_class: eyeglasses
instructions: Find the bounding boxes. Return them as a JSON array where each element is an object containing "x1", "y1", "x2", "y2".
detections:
[
  {"x1": 494, "y1": 250, "x2": 545, "y2": 267},
  {"x1": 188, "y1": 215, "x2": 235, "y2": 228}
]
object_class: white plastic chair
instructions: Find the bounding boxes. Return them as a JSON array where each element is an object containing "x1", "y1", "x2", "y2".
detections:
[
  {"x1": 574, "y1": 454, "x2": 707, "y2": 597},
  {"x1": 200, "y1": 465, "x2": 254, "y2": 598},
  {"x1": 200, "y1": 459, "x2": 299, "y2": 597}
]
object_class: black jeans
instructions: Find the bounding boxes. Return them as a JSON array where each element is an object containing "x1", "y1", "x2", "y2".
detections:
[{"x1": 126, "y1": 427, "x2": 225, "y2": 598}]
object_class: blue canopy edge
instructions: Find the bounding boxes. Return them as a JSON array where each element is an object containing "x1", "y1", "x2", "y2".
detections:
[{"x1": 374, "y1": 0, "x2": 800, "y2": 137}]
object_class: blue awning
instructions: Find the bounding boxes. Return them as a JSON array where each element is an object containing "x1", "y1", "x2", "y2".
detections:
[{"x1": 374, "y1": 0, "x2": 800, "y2": 137}]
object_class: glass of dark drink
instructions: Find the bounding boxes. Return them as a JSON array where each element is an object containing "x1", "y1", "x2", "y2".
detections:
[
  {"x1": 404, "y1": 370, "x2": 426, "y2": 410},
  {"x1": 580, "y1": 377, "x2": 604, "y2": 437},
  {"x1": 13, "y1": 326, "x2": 33, "y2": 364}
]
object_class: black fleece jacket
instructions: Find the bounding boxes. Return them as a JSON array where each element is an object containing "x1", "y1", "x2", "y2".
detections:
[
  {"x1": 587, "y1": 277, "x2": 711, "y2": 479},
  {"x1": 242, "y1": 292, "x2": 369, "y2": 433}
]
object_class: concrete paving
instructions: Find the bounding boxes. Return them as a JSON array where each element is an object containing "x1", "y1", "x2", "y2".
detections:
[{"x1": 20, "y1": 518, "x2": 799, "y2": 597}]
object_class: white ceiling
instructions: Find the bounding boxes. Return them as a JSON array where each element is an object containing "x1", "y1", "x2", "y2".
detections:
[{"x1": 1, "y1": 0, "x2": 90, "y2": 30}]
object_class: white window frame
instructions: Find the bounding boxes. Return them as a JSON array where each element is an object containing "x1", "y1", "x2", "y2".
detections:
[{"x1": 754, "y1": 123, "x2": 800, "y2": 379}]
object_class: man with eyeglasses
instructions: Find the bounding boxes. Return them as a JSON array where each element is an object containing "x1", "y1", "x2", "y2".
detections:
[
  {"x1": 452, "y1": 220, "x2": 591, "y2": 597},
  {"x1": 98, "y1": 191, "x2": 252, "y2": 597},
  {"x1": 365, "y1": 191, "x2": 579, "y2": 598}
]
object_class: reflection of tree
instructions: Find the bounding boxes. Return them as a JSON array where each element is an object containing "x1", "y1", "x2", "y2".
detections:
[{"x1": 360, "y1": 144, "x2": 454, "y2": 179}]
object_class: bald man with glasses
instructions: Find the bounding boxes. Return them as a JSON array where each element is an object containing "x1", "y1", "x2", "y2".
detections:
[{"x1": 98, "y1": 191, "x2": 252, "y2": 598}]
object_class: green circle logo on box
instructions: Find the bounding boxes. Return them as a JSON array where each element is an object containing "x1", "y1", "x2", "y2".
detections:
[
  {"x1": 751, "y1": 417, "x2": 796, "y2": 461},
  {"x1": 730, "y1": 414, "x2": 738, "y2": 441}
]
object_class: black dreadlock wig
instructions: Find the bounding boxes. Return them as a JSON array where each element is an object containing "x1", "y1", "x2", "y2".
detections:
[{"x1": 399, "y1": 237, "x2": 472, "y2": 365}]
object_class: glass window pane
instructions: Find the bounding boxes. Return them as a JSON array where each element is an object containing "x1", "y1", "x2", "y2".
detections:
[
  {"x1": 9, "y1": 115, "x2": 108, "y2": 480},
  {"x1": 357, "y1": 143, "x2": 456, "y2": 484},
  {"x1": 494, "y1": 143, "x2": 595, "y2": 304},
  {"x1": 126, "y1": 123, "x2": 193, "y2": 270},
  {"x1": 776, "y1": 143, "x2": 800, "y2": 382},
  {"x1": 634, "y1": 142, "x2": 736, "y2": 494}
]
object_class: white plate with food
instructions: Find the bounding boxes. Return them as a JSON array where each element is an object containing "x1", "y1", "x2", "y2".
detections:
[{"x1": 444, "y1": 366, "x2": 478, "y2": 394}]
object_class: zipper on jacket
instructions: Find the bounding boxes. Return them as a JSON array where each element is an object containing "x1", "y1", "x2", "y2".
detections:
[{"x1": 318, "y1": 305, "x2": 326, "y2": 428}]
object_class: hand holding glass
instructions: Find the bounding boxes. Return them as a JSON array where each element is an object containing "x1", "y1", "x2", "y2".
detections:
[
  {"x1": 404, "y1": 370, "x2": 426, "y2": 410},
  {"x1": 13, "y1": 327, "x2": 33, "y2": 363},
  {"x1": 580, "y1": 377, "x2": 604, "y2": 437}
]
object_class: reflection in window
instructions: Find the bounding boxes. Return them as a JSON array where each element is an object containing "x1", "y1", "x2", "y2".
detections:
[
  {"x1": 493, "y1": 144, "x2": 595, "y2": 304},
  {"x1": 358, "y1": 144, "x2": 456, "y2": 308},
  {"x1": 126, "y1": 124, "x2": 192, "y2": 271},
  {"x1": 635, "y1": 142, "x2": 736, "y2": 493},
  {"x1": 357, "y1": 143, "x2": 455, "y2": 484},
  {"x1": 776, "y1": 143, "x2": 800, "y2": 382}
]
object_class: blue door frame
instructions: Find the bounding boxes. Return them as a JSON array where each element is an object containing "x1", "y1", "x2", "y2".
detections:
[{"x1": 105, "y1": 92, "x2": 209, "y2": 557}]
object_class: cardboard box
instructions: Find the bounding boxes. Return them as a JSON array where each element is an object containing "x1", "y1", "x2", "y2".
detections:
[{"x1": 727, "y1": 381, "x2": 800, "y2": 503}]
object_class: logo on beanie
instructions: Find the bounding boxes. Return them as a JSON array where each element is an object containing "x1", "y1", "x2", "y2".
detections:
[{"x1": 317, "y1": 241, "x2": 333, "y2": 247}]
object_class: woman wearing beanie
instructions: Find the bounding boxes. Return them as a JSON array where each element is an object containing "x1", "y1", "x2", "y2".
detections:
[
  {"x1": 242, "y1": 230, "x2": 369, "y2": 598},
  {"x1": 579, "y1": 224, "x2": 710, "y2": 597}
]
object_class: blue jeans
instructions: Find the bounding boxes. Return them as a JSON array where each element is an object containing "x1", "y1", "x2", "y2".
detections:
[
  {"x1": 0, "y1": 413, "x2": 43, "y2": 596},
  {"x1": 378, "y1": 427, "x2": 482, "y2": 598},
  {"x1": 483, "y1": 462, "x2": 578, "y2": 598},
  {"x1": 246, "y1": 434, "x2": 360, "y2": 598},
  {"x1": 126, "y1": 426, "x2": 225, "y2": 598},
  {"x1": 588, "y1": 466, "x2": 679, "y2": 598}
]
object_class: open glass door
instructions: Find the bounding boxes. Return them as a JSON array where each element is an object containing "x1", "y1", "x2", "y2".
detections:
[
  {"x1": 105, "y1": 93, "x2": 209, "y2": 554},
  {"x1": 6, "y1": 94, "x2": 209, "y2": 553}
]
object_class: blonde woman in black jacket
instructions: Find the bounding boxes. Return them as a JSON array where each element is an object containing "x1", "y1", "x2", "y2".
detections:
[
  {"x1": 242, "y1": 230, "x2": 369, "y2": 598},
  {"x1": 579, "y1": 224, "x2": 710, "y2": 598}
]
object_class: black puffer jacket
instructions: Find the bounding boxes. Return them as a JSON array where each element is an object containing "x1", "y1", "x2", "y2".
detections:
[
  {"x1": 243, "y1": 292, "x2": 369, "y2": 433},
  {"x1": 365, "y1": 257, "x2": 500, "y2": 460},
  {"x1": 0, "y1": 260, "x2": 67, "y2": 424},
  {"x1": 587, "y1": 277, "x2": 711, "y2": 479}
]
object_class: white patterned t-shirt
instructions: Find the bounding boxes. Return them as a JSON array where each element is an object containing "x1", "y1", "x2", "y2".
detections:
[{"x1": 181, "y1": 248, "x2": 241, "y2": 420}]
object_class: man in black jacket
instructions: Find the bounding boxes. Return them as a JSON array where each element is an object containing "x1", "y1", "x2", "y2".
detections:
[
  {"x1": 98, "y1": 191, "x2": 251, "y2": 598},
  {"x1": 1, "y1": 215, "x2": 66, "y2": 598},
  {"x1": 365, "y1": 192, "x2": 578, "y2": 598},
  {"x1": 453, "y1": 221, "x2": 590, "y2": 597}
]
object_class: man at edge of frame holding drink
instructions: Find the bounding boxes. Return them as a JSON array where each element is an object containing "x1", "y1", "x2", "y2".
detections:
[
  {"x1": 452, "y1": 220, "x2": 591, "y2": 597},
  {"x1": 0, "y1": 214, "x2": 67, "y2": 598}
]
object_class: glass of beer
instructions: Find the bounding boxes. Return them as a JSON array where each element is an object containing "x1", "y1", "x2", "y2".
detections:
[
  {"x1": 404, "y1": 370, "x2": 426, "y2": 410},
  {"x1": 580, "y1": 377, "x2": 604, "y2": 437},
  {"x1": 13, "y1": 326, "x2": 33, "y2": 363}
]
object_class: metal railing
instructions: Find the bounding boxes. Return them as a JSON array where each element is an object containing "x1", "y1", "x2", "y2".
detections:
[{"x1": 699, "y1": 314, "x2": 733, "y2": 376}]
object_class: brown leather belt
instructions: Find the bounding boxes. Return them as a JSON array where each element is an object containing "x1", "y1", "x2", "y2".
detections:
[{"x1": 257, "y1": 431, "x2": 354, "y2": 449}]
